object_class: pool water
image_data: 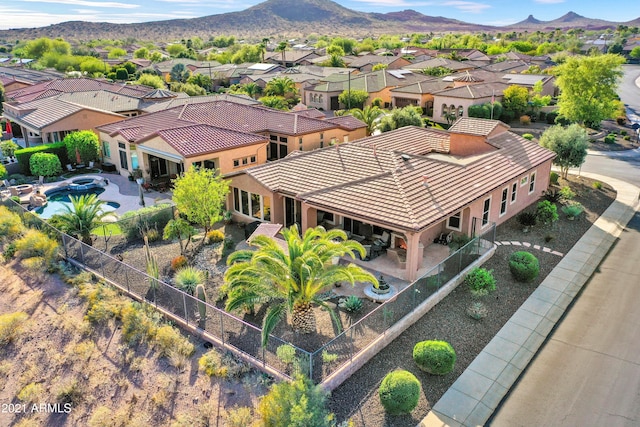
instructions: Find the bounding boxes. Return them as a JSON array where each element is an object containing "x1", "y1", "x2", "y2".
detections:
[{"x1": 35, "y1": 187, "x2": 120, "y2": 219}]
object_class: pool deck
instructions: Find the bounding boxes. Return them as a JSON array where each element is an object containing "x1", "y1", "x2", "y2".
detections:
[{"x1": 37, "y1": 173, "x2": 172, "y2": 216}]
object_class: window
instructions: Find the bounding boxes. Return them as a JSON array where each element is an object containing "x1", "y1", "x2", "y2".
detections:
[
  {"x1": 500, "y1": 187, "x2": 508, "y2": 216},
  {"x1": 268, "y1": 136, "x2": 288, "y2": 160},
  {"x1": 130, "y1": 151, "x2": 139, "y2": 170},
  {"x1": 233, "y1": 159, "x2": 240, "y2": 167},
  {"x1": 102, "y1": 141, "x2": 111, "y2": 158},
  {"x1": 447, "y1": 211, "x2": 461, "y2": 231},
  {"x1": 441, "y1": 104, "x2": 447, "y2": 117},
  {"x1": 458, "y1": 106, "x2": 464, "y2": 117},
  {"x1": 231, "y1": 187, "x2": 271, "y2": 221},
  {"x1": 317, "y1": 210, "x2": 334, "y2": 225},
  {"x1": 482, "y1": 197, "x2": 491, "y2": 226},
  {"x1": 203, "y1": 160, "x2": 216, "y2": 170},
  {"x1": 520, "y1": 175, "x2": 528, "y2": 186},
  {"x1": 250, "y1": 156, "x2": 256, "y2": 163},
  {"x1": 510, "y1": 181, "x2": 517, "y2": 204},
  {"x1": 529, "y1": 171, "x2": 536, "y2": 194}
]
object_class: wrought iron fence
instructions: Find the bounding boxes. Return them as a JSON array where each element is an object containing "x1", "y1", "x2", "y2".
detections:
[{"x1": 2, "y1": 196, "x2": 495, "y2": 385}]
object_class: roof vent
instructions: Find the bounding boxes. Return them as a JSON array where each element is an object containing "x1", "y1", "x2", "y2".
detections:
[{"x1": 401, "y1": 154, "x2": 411, "y2": 161}]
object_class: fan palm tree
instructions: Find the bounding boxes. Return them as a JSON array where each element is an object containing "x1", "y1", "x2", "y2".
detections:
[
  {"x1": 241, "y1": 82, "x2": 262, "y2": 99},
  {"x1": 264, "y1": 76, "x2": 296, "y2": 97},
  {"x1": 224, "y1": 225, "x2": 378, "y2": 346},
  {"x1": 350, "y1": 105, "x2": 384, "y2": 136},
  {"x1": 276, "y1": 41, "x2": 289, "y2": 66},
  {"x1": 53, "y1": 194, "x2": 109, "y2": 245}
]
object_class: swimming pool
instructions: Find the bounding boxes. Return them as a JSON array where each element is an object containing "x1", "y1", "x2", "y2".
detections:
[{"x1": 35, "y1": 185, "x2": 120, "y2": 219}]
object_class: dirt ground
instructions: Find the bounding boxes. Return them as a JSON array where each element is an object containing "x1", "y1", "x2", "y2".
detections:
[{"x1": 0, "y1": 262, "x2": 268, "y2": 427}]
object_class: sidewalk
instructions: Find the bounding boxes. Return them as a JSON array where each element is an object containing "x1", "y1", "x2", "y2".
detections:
[{"x1": 418, "y1": 173, "x2": 640, "y2": 427}]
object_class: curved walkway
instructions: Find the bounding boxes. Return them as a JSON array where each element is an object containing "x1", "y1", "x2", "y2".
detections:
[
  {"x1": 419, "y1": 173, "x2": 640, "y2": 427},
  {"x1": 494, "y1": 240, "x2": 564, "y2": 257}
]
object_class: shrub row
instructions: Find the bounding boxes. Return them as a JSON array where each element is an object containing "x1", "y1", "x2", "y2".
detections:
[{"x1": 14, "y1": 142, "x2": 69, "y2": 175}]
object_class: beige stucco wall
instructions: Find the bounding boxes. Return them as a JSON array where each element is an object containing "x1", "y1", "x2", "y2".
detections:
[{"x1": 431, "y1": 95, "x2": 495, "y2": 124}]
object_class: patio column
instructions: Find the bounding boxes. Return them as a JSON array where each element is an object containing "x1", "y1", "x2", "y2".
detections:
[
  {"x1": 405, "y1": 232, "x2": 421, "y2": 282},
  {"x1": 300, "y1": 203, "x2": 317, "y2": 231}
]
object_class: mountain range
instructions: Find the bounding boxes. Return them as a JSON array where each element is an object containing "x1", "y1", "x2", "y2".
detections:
[{"x1": 1, "y1": 0, "x2": 639, "y2": 42}]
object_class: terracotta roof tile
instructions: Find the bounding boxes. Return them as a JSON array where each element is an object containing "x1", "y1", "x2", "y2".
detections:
[
  {"x1": 449, "y1": 117, "x2": 506, "y2": 136},
  {"x1": 245, "y1": 122, "x2": 555, "y2": 232}
]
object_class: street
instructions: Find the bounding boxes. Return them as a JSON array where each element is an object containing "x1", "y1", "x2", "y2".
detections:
[{"x1": 489, "y1": 65, "x2": 640, "y2": 426}]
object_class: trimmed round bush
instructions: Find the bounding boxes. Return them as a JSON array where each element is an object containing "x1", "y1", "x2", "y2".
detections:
[
  {"x1": 29, "y1": 152, "x2": 62, "y2": 177},
  {"x1": 509, "y1": 251, "x2": 540, "y2": 282},
  {"x1": 413, "y1": 340, "x2": 456, "y2": 375},
  {"x1": 464, "y1": 267, "x2": 496, "y2": 297},
  {"x1": 0, "y1": 163, "x2": 7, "y2": 179},
  {"x1": 378, "y1": 370, "x2": 421, "y2": 415}
]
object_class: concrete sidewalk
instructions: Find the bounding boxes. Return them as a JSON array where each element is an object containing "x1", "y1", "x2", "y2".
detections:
[{"x1": 419, "y1": 173, "x2": 640, "y2": 427}]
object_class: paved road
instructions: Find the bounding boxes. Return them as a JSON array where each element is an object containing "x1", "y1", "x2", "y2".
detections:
[
  {"x1": 490, "y1": 65, "x2": 640, "y2": 427},
  {"x1": 490, "y1": 212, "x2": 640, "y2": 427}
]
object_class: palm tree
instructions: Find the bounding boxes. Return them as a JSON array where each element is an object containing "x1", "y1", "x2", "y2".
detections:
[
  {"x1": 350, "y1": 105, "x2": 384, "y2": 136},
  {"x1": 224, "y1": 225, "x2": 378, "y2": 346},
  {"x1": 259, "y1": 37, "x2": 270, "y2": 63},
  {"x1": 264, "y1": 76, "x2": 296, "y2": 97},
  {"x1": 241, "y1": 82, "x2": 262, "y2": 99},
  {"x1": 276, "y1": 41, "x2": 289, "y2": 66},
  {"x1": 53, "y1": 194, "x2": 109, "y2": 245}
]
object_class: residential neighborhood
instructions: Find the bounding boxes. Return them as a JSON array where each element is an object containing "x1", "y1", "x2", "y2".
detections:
[{"x1": 1, "y1": 18, "x2": 640, "y2": 427}]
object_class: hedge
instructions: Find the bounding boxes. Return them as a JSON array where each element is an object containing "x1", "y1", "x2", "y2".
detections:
[
  {"x1": 15, "y1": 142, "x2": 69, "y2": 175},
  {"x1": 29, "y1": 152, "x2": 62, "y2": 177},
  {"x1": 378, "y1": 370, "x2": 421, "y2": 415}
]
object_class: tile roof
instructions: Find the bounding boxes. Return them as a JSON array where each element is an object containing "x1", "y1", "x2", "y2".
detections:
[
  {"x1": 244, "y1": 120, "x2": 555, "y2": 232},
  {"x1": 97, "y1": 100, "x2": 365, "y2": 157},
  {"x1": 142, "y1": 93, "x2": 259, "y2": 113},
  {"x1": 432, "y1": 82, "x2": 510, "y2": 99},
  {"x1": 311, "y1": 69, "x2": 430, "y2": 94},
  {"x1": 449, "y1": 118, "x2": 506, "y2": 136},
  {"x1": 55, "y1": 90, "x2": 148, "y2": 113},
  {"x1": 6, "y1": 78, "x2": 158, "y2": 104},
  {"x1": 0, "y1": 66, "x2": 63, "y2": 86},
  {"x1": 150, "y1": 124, "x2": 267, "y2": 158},
  {"x1": 403, "y1": 58, "x2": 476, "y2": 71},
  {"x1": 390, "y1": 79, "x2": 451, "y2": 94}
]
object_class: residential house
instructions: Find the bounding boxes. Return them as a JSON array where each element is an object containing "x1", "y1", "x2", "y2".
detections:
[
  {"x1": 344, "y1": 55, "x2": 411, "y2": 73},
  {"x1": 264, "y1": 50, "x2": 321, "y2": 68},
  {"x1": 230, "y1": 118, "x2": 555, "y2": 281},
  {"x1": 0, "y1": 66, "x2": 63, "y2": 93},
  {"x1": 431, "y1": 80, "x2": 510, "y2": 124},
  {"x1": 403, "y1": 57, "x2": 477, "y2": 73},
  {"x1": 96, "y1": 100, "x2": 367, "y2": 180},
  {"x1": 390, "y1": 78, "x2": 451, "y2": 114},
  {"x1": 306, "y1": 69, "x2": 431, "y2": 111}
]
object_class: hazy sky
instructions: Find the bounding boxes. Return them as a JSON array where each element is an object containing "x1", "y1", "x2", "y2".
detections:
[{"x1": 1, "y1": 0, "x2": 638, "y2": 30}]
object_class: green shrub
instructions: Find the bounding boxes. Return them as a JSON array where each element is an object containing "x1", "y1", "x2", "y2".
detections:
[
  {"x1": 338, "y1": 295, "x2": 363, "y2": 313},
  {"x1": 561, "y1": 202, "x2": 584, "y2": 219},
  {"x1": 17, "y1": 382, "x2": 43, "y2": 404},
  {"x1": 0, "y1": 311, "x2": 28, "y2": 345},
  {"x1": 464, "y1": 267, "x2": 496, "y2": 297},
  {"x1": 258, "y1": 375, "x2": 334, "y2": 427},
  {"x1": 604, "y1": 133, "x2": 616, "y2": 144},
  {"x1": 536, "y1": 200, "x2": 559, "y2": 225},
  {"x1": 14, "y1": 142, "x2": 69, "y2": 175},
  {"x1": 517, "y1": 211, "x2": 537, "y2": 227},
  {"x1": 378, "y1": 370, "x2": 421, "y2": 415},
  {"x1": 223, "y1": 237, "x2": 235, "y2": 254},
  {"x1": 10, "y1": 196, "x2": 21, "y2": 204},
  {"x1": 199, "y1": 349, "x2": 227, "y2": 377},
  {"x1": 9, "y1": 173, "x2": 28, "y2": 185},
  {"x1": 559, "y1": 186, "x2": 575, "y2": 200},
  {"x1": 226, "y1": 406, "x2": 254, "y2": 427},
  {"x1": 538, "y1": 111, "x2": 547, "y2": 122},
  {"x1": 174, "y1": 266, "x2": 205, "y2": 294},
  {"x1": 0, "y1": 140, "x2": 19, "y2": 158},
  {"x1": 466, "y1": 301, "x2": 488, "y2": 320},
  {"x1": 549, "y1": 171, "x2": 559, "y2": 185},
  {"x1": 508, "y1": 251, "x2": 540, "y2": 282},
  {"x1": 522, "y1": 133, "x2": 534, "y2": 140},
  {"x1": 321, "y1": 350, "x2": 338, "y2": 364},
  {"x1": 206, "y1": 229, "x2": 225, "y2": 244},
  {"x1": 63, "y1": 130, "x2": 100, "y2": 164},
  {"x1": 623, "y1": 135, "x2": 631, "y2": 141},
  {"x1": 119, "y1": 204, "x2": 173, "y2": 241},
  {"x1": 29, "y1": 152, "x2": 62, "y2": 177},
  {"x1": 0, "y1": 205, "x2": 24, "y2": 238},
  {"x1": 0, "y1": 163, "x2": 6, "y2": 180},
  {"x1": 592, "y1": 181, "x2": 603, "y2": 190},
  {"x1": 14, "y1": 229, "x2": 59, "y2": 265},
  {"x1": 413, "y1": 340, "x2": 456, "y2": 375},
  {"x1": 56, "y1": 379, "x2": 82, "y2": 405},
  {"x1": 276, "y1": 344, "x2": 297, "y2": 365},
  {"x1": 541, "y1": 189, "x2": 561, "y2": 203},
  {"x1": 546, "y1": 111, "x2": 558, "y2": 124},
  {"x1": 3, "y1": 242, "x2": 17, "y2": 261},
  {"x1": 144, "y1": 227, "x2": 160, "y2": 242}
]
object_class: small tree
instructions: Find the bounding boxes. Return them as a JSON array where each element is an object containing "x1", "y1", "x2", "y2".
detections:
[
  {"x1": 502, "y1": 85, "x2": 529, "y2": 117},
  {"x1": 0, "y1": 140, "x2": 19, "y2": 158},
  {"x1": 115, "y1": 68, "x2": 129, "y2": 81},
  {"x1": 539, "y1": 124, "x2": 588, "y2": 178},
  {"x1": 163, "y1": 218, "x2": 196, "y2": 256},
  {"x1": 338, "y1": 89, "x2": 369, "y2": 110},
  {"x1": 29, "y1": 152, "x2": 62, "y2": 177},
  {"x1": 171, "y1": 167, "x2": 229, "y2": 241},
  {"x1": 63, "y1": 130, "x2": 100, "y2": 165},
  {"x1": 379, "y1": 106, "x2": 423, "y2": 133}
]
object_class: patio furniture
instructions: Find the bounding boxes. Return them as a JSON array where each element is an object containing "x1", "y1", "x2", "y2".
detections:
[
  {"x1": 102, "y1": 162, "x2": 117, "y2": 172},
  {"x1": 66, "y1": 164, "x2": 75, "y2": 172}
]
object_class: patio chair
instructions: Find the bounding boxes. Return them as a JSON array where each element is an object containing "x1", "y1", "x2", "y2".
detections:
[{"x1": 66, "y1": 164, "x2": 75, "y2": 172}]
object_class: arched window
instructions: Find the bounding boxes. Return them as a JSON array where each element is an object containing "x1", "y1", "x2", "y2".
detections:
[
  {"x1": 441, "y1": 104, "x2": 448, "y2": 117},
  {"x1": 309, "y1": 93, "x2": 314, "y2": 103},
  {"x1": 458, "y1": 106, "x2": 464, "y2": 117},
  {"x1": 450, "y1": 104, "x2": 456, "y2": 115},
  {"x1": 319, "y1": 95, "x2": 323, "y2": 103}
]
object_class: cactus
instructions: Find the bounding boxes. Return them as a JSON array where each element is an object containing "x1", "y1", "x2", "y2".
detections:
[
  {"x1": 196, "y1": 283, "x2": 207, "y2": 320},
  {"x1": 143, "y1": 235, "x2": 159, "y2": 291}
]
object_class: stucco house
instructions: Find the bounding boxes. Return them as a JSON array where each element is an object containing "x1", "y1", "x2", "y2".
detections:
[
  {"x1": 96, "y1": 100, "x2": 367, "y2": 180},
  {"x1": 229, "y1": 118, "x2": 555, "y2": 281}
]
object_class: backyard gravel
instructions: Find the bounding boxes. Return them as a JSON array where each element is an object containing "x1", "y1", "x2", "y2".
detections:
[{"x1": 328, "y1": 175, "x2": 616, "y2": 427}]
